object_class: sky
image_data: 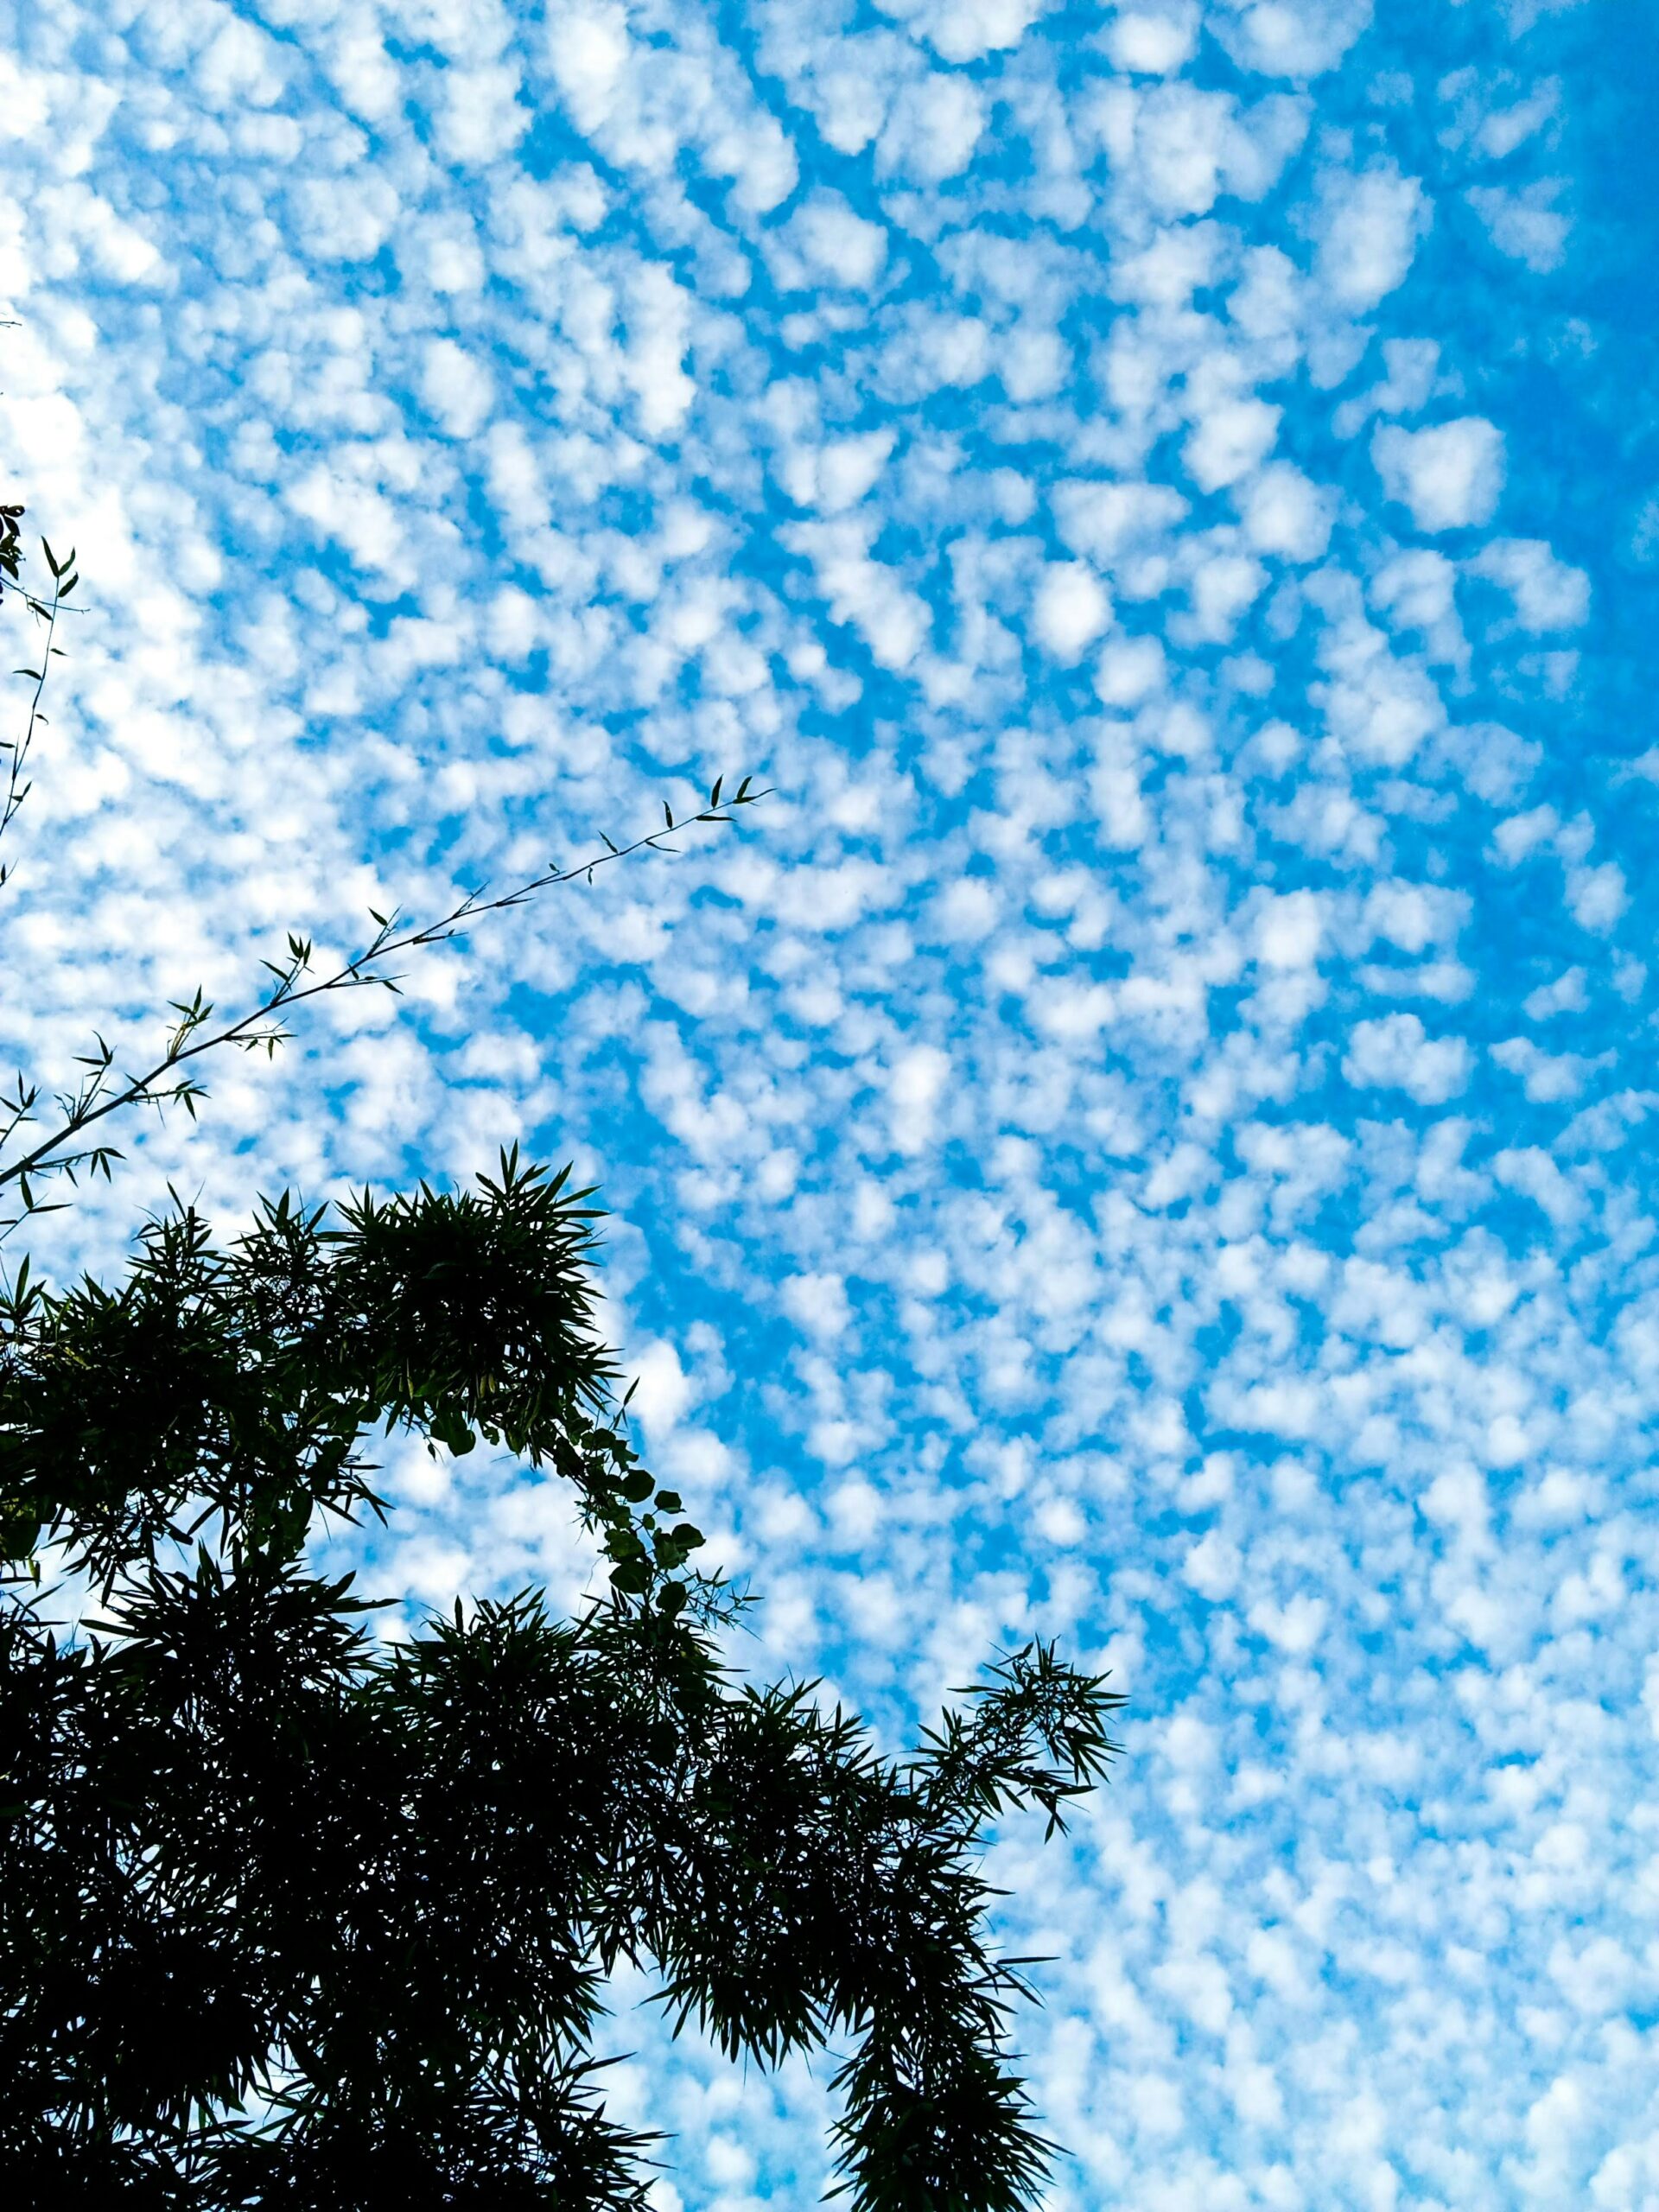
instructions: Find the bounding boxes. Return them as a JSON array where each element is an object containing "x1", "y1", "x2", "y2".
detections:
[{"x1": 4, "y1": 0, "x2": 1659, "y2": 2203}]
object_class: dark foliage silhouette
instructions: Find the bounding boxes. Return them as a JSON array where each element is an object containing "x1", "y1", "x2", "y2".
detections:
[{"x1": 2, "y1": 1154, "x2": 1122, "y2": 2208}]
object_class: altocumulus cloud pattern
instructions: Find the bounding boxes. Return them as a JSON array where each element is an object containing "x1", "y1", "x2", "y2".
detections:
[{"x1": 4, "y1": 0, "x2": 1659, "y2": 2203}]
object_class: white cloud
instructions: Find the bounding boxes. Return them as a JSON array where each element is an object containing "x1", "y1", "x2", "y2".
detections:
[
  {"x1": 323, "y1": 30, "x2": 401, "y2": 123},
  {"x1": 1364, "y1": 879, "x2": 1465, "y2": 953},
  {"x1": 781, "y1": 1270, "x2": 853, "y2": 1341},
  {"x1": 920, "y1": 0, "x2": 1049, "y2": 63},
  {"x1": 1316, "y1": 164, "x2": 1429, "y2": 308},
  {"x1": 1492, "y1": 1146, "x2": 1582, "y2": 1230},
  {"x1": 793, "y1": 55, "x2": 890, "y2": 157},
  {"x1": 877, "y1": 73, "x2": 987, "y2": 183},
  {"x1": 1374, "y1": 337, "x2": 1440, "y2": 414},
  {"x1": 1114, "y1": 83, "x2": 1240, "y2": 218},
  {"x1": 1236, "y1": 460, "x2": 1335, "y2": 561},
  {"x1": 1503, "y1": 0, "x2": 1591, "y2": 36},
  {"x1": 1491, "y1": 803, "x2": 1560, "y2": 866},
  {"x1": 1372, "y1": 417, "x2": 1505, "y2": 531},
  {"x1": 286, "y1": 465, "x2": 405, "y2": 575},
  {"x1": 1176, "y1": 537, "x2": 1266, "y2": 642},
  {"x1": 628, "y1": 1338, "x2": 696, "y2": 1429},
  {"x1": 997, "y1": 325, "x2": 1069, "y2": 403},
  {"x1": 1343, "y1": 1013, "x2": 1471, "y2": 1103},
  {"x1": 887, "y1": 1043, "x2": 950, "y2": 1152},
  {"x1": 1491, "y1": 1037, "x2": 1592, "y2": 1103},
  {"x1": 782, "y1": 191, "x2": 889, "y2": 291},
  {"x1": 1032, "y1": 561, "x2": 1111, "y2": 659},
  {"x1": 1185, "y1": 397, "x2": 1281, "y2": 493},
  {"x1": 1310, "y1": 591, "x2": 1447, "y2": 766},
  {"x1": 779, "y1": 429, "x2": 896, "y2": 514},
  {"x1": 1096, "y1": 632, "x2": 1166, "y2": 705},
  {"x1": 784, "y1": 518, "x2": 931, "y2": 668},
  {"x1": 422, "y1": 339, "x2": 493, "y2": 440},
  {"x1": 1207, "y1": 0, "x2": 1374, "y2": 78},
  {"x1": 707, "y1": 108, "x2": 798, "y2": 218},
  {"x1": 1052, "y1": 479, "x2": 1189, "y2": 563},
  {"x1": 292, "y1": 171, "x2": 401, "y2": 262},
  {"x1": 929, "y1": 876, "x2": 999, "y2": 942},
  {"x1": 1370, "y1": 547, "x2": 1458, "y2": 637},
  {"x1": 1182, "y1": 1527, "x2": 1240, "y2": 1599},
  {"x1": 1522, "y1": 968, "x2": 1586, "y2": 1020},
  {"x1": 879, "y1": 308, "x2": 992, "y2": 397},
  {"x1": 435, "y1": 62, "x2": 531, "y2": 165},
  {"x1": 1467, "y1": 180, "x2": 1570, "y2": 272},
  {"x1": 1105, "y1": 8, "x2": 1199, "y2": 74},
  {"x1": 544, "y1": 4, "x2": 631, "y2": 134},
  {"x1": 198, "y1": 16, "x2": 286, "y2": 110},
  {"x1": 1256, "y1": 889, "x2": 1323, "y2": 969},
  {"x1": 1566, "y1": 861, "x2": 1627, "y2": 933},
  {"x1": 1469, "y1": 538, "x2": 1589, "y2": 632}
]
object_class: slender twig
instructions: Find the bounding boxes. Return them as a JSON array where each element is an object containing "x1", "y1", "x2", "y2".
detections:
[
  {"x1": 0, "y1": 775, "x2": 770, "y2": 1217},
  {"x1": 0, "y1": 538, "x2": 77, "y2": 890}
]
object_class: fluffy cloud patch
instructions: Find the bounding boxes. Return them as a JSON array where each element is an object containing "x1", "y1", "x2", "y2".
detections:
[
  {"x1": 1469, "y1": 537, "x2": 1590, "y2": 631},
  {"x1": 1316, "y1": 163, "x2": 1429, "y2": 308},
  {"x1": 1185, "y1": 397, "x2": 1281, "y2": 493},
  {"x1": 919, "y1": 0, "x2": 1049, "y2": 63},
  {"x1": 1343, "y1": 1012, "x2": 1471, "y2": 1103},
  {"x1": 1032, "y1": 561, "x2": 1111, "y2": 659},
  {"x1": 422, "y1": 340, "x2": 493, "y2": 440},
  {"x1": 877, "y1": 73, "x2": 986, "y2": 182},
  {"x1": 1104, "y1": 8, "x2": 1199, "y2": 74},
  {"x1": 1467, "y1": 179, "x2": 1570, "y2": 271},
  {"x1": 1236, "y1": 460, "x2": 1336, "y2": 560},
  {"x1": 545, "y1": 4, "x2": 631, "y2": 133},
  {"x1": 1256, "y1": 889, "x2": 1324, "y2": 968},
  {"x1": 1207, "y1": 0, "x2": 1375, "y2": 77},
  {"x1": 779, "y1": 191, "x2": 889, "y2": 291},
  {"x1": 1372, "y1": 416, "x2": 1505, "y2": 531}
]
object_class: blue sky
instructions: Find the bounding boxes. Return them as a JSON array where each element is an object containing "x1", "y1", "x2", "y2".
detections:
[{"x1": 5, "y1": 0, "x2": 1659, "y2": 2202}]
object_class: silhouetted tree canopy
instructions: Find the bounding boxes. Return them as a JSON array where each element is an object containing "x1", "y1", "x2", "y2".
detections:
[
  {"x1": 0, "y1": 488, "x2": 1119, "y2": 2205},
  {"x1": 2, "y1": 1153, "x2": 1121, "y2": 2209}
]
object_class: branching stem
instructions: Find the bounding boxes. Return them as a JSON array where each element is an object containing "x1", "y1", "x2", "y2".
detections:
[
  {"x1": 0, "y1": 538, "x2": 78, "y2": 893},
  {"x1": 0, "y1": 775, "x2": 769, "y2": 1227}
]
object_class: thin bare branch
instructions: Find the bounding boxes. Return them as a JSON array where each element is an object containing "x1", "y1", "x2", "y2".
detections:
[
  {"x1": 0, "y1": 538, "x2": 78, "y2": 891},
  {"x1": 0, "y1": 778, "x2": 771, "y2": 1221}
]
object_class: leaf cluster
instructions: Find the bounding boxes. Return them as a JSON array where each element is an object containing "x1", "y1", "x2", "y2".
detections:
[
  {"x1": 0, "y1": 1151, "x2": 703, "y2": 1610},
  {"x1": 4, "y1": 1555, "x2": 1116, "y2": 2208},
  {"x1": 0, "y1": 1157, "x2": 1121, "y2": 2208}
]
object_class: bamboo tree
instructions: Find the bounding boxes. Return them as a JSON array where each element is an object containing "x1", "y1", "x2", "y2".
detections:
[{"x1": 1, "y1": 505, "x2": 1122, "y2": 2206}]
